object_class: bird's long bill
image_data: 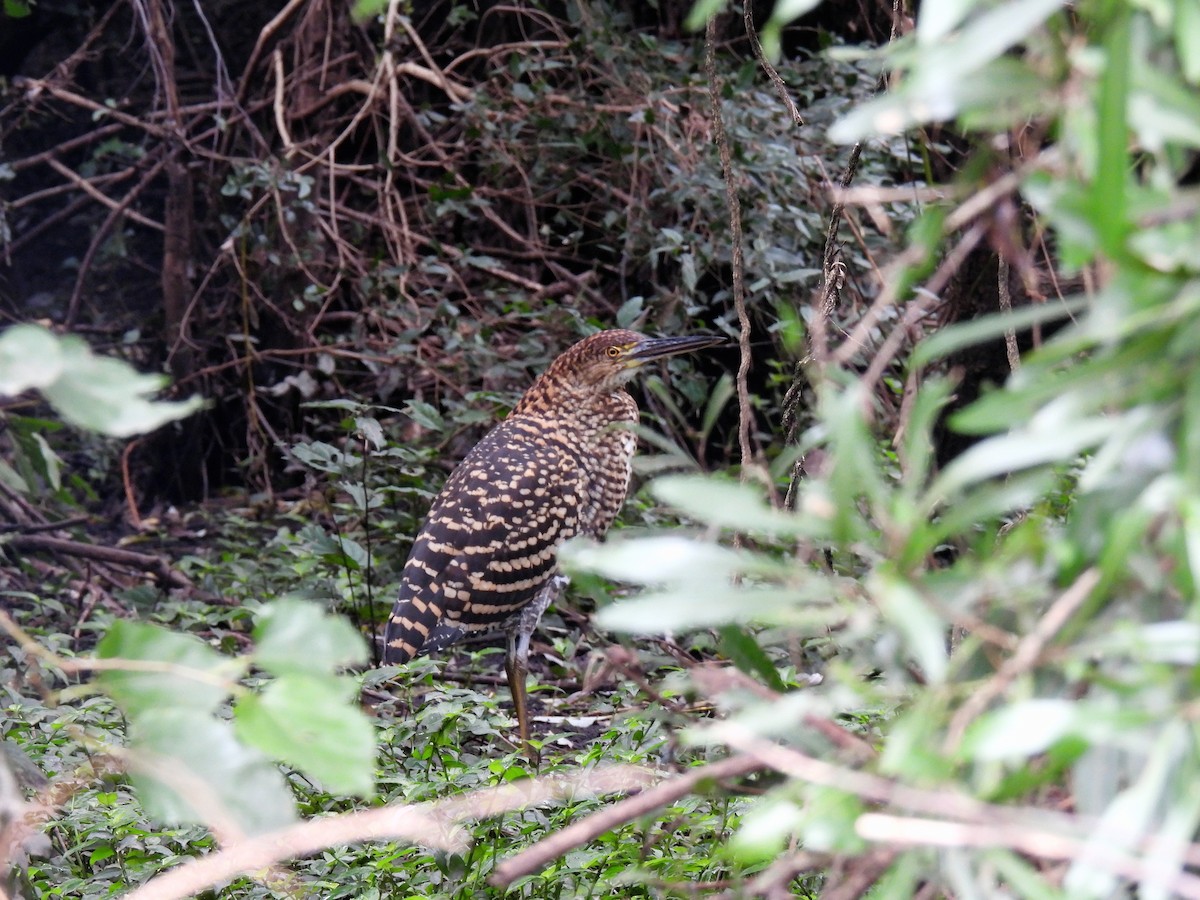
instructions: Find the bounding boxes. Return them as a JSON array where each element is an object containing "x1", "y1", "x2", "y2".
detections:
[{"x1": 629, "y1": 334, "x2": 727, "y2": 362}]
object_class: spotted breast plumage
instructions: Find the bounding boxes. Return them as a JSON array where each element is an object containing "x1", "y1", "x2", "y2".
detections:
[{"x1": 382, "y1": 328, "x2": 725, "y2": 756}]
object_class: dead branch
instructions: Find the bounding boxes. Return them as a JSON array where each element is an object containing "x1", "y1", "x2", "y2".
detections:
[
  {"x1": 489, "y1": 755, "x2": 764, "y2": 887},
  {"x1": 4, "y1": 535, "x2": 192, "y2": 591},
  {"x1": 124, "y1": 765, "x2": 657, "y2": 900}
]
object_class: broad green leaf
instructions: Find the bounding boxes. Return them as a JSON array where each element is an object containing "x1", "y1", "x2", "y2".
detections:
[
  {"x1": 596, "y1": 584, "x2": 838, "y2": 633},
  {"x1": 42, "y1": 338, "x2": 203, "y2": 437},
  {"x1": 0, "y1": 324, "x2": 64, "y2": 394},
  {"x1": 986, "y1": 850, "x2": 1062, "y2": 900},
  {"x1": 930, "y1": 407, "x2": 1119, "y2": 499},
  {"x1": 97, "y1": 621, "x2": 233, "y2": 718},
  {"x1": 1092, "y1": 7, "x2": 1132, "y2": 256},
  {"x1": 253, "y1": 598, "x2": 368, "y2": 677},
  {"x1": 718, "y1": 625, "x2": 787, "y2": 693},
  {"x1": 728, "y1": 796, "x2": 804, "y2": 862},
  {"x1": 404, "y1": 399, "x2": 445, "y2": 432},
  {"x1": 1177, "y1": 0, "x2": 1200, "y2": 83},
  {"x1": 830, "y1": 0, "x2": 1065, "y2": 140},
  {"x1": 234, "y1": 675, "x2": 375, "y2": 796},
  {"x1": 964, "y1": 699, "x2": 1082, "y2": 761},
  {"x1": 129, "y1": 709, "x2": 297, "y2": 834},
  {"x1": 616, "y1": 296, "x2": 644, "y2": 329},
  {"x1": 911, "y1": 296, "x2": 1087, "y2": 369},
  {"x1": 650, "y1": 475, "x2": 817, "y2": 536},
  {"x1": 799, "y1": 785, "x2": 866, "y2": 853},
  {"x1": 1066, "y1": 722, "x2": 1188, "y2": 895},
  {"x1": 355, "y1": 415, "x2": 386, "y2": 450},
  {"x1": 918, "y1": 0, "x2": 975, "y2": 43},
  {"x1": 31, "y1": 433, "x2": 61, "y2": 491},
  {"x1": 561, "y1": 535, "x2": 744, "y2": 585},
  {"x1": 870, "y1": 573, "x2": 947, "y2": 683},
  {"x1": 684, "y1": 0, "x2": 726, "y2": 32}
]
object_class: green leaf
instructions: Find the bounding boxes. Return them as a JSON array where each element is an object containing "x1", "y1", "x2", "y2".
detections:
[
  {"x1": 728, "y1": 795, "x2": 803, "y2": 862},
  {"x1": 930, "y1": 409, "x2": 1119, "y2": 500},
  {"x1": 355, "y1": 415, "x2": 386, "y2": 450},
  {"x1": 234, "y1": 675, "x2": 375, "y2": 796},
  {"x1": 964, "y1": 699, "x2": 1082, "y2": 761},
  {"x1": 0, "y1": 324, "x2": 64, "y2": 394},
  {"x1": 596, "y1": 584, "x2": 839, "y2": 633},
  {"x1": 561, "y1": 534, "x2": 744, "y2": 586},
  {"x1": 31, "y1": 433, "x2": 61, "y2": 491},
  {"x1": 0, "y1": 325, "x2": 202, "y2": 436},
  {"x1": 42, "y1": 336, "x2": 204, "y2": 437},
  {"x1": 651, "y1": 474, "x2": 821, "y2": 537},
  {"x1": 3, "y1": 0, "x2": 34, "y2": 17},
  {"x1": 253, "y1": 597, "x2": 368, "y2": 677},
  {"x1": 684, "y1": 0, "x2": 727, "y2": 32},
  {"x1": 911, "y1": 296, "x2": 1086, "y2": 369},
  {"x1": 129, "y1": 709, "x2": 297, "y2": 834},
  {"x1": 717, "y1": 626, "x2": 787, "y2": 693},
  {"x1": 1092, "y1": 6, "x2": 1132, "y2": 257},
  {"x1": 1177, "y1": 0, "x2": 1200, "y2": 83},
  {"x1": 97, "y1": 621, "x2": 233, "y2": 718},
  {"x1": 404, "y1": 399, "x2": 445, "y2": 432},
  {"x1": 870, "y1": 572, "x2": 947, "y2": 683},
  {"x1": 615, "y1": 296, "x2": 644, "y2": 329}
]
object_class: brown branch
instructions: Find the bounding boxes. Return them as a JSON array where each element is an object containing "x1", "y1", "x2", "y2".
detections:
[
  {"x1": 489, "y1": 755, "x2": 765, "y2": 887},
  {"x1": 944, "y1": 567, "x2": 1100, "y2": 750},
  {"x1": 4, "y1": 535, "x2": 193, "y2": 591},
  {"x1": 125, "y1": 766, "x2": 657, "y2": 900},
  {"x1": 856, "y1": 224, "x2": 986, "y2": 411},
  {"x1": 704, "y1": 17, "x2": 755, "y2": 478},
  {"x1": 742, "y1": 5, "x2": 803, "y2": 126},
  {"x1": 63, "y1": 155, "x2": 170, "y2": 328},
  {"x1": 997, "y1": 256, "x2": 1021, "y2": 371},
  {"x1": 42, "y1": 159, "x2": 163, "y2": 232}
]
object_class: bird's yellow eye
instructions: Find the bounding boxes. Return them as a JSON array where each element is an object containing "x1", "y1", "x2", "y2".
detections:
[{"x1": 606, "y1": 345, "x2": 622, "y2": 359}]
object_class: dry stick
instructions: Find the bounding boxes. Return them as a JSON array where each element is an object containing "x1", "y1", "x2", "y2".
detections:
[
  {"x1": 856, "y1": 224, "x2": 986, "y2": 409},
  {"x1": 743, "y1": 5, "x2": 803, "y2": 126},
  {"x1": 489, "y1": 756, "x2": 765, "y2": 887},
  {"x1": 124, "y1": 766, "x2": 657, "y2": 900},
  {"x1": 944, "y1": 567, "x2": 1100, "y2": 750},
  {"x1": 704, "y1": 18, "x2": 754, "y2": 476},
  {"x1": 63, "y1": 157, "x2": 169, "y2": 328},
  {"x1": 829, "y1": 167, "x2": 1025, "y2": 369},
  {"x1": 734, "y1": 850, "x2": 831, "y2": 899},
  {"x1": 997, "y1": 256, "x2": 1021, "y2": 372},
  {"x1": 42, "y1": 159, "x2": 163, "y2": 232},
  {"x1": 818, "y1": 848, "x2": 900, "y2": 900},
  {"x1": 15, "y1": 79, "x2": 176, "y2": 142},
  {"x1": 233, "y1": 0, "x2": 307, "y2": 111},
  {"x1": 5, "y1": 535, "x2": 193, "y2": 591},
  {"x1": 10, "y1": 168, "x2": 136, "y2": 209}
]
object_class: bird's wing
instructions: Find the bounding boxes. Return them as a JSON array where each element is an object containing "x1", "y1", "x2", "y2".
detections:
[{"x1": 382, "y1": 426, "x2": 586, "y2": 663}]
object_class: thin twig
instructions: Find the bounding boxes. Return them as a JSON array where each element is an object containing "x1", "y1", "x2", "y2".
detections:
[
  {"x1": 125, "y1": 766, "x2": 657, "y2": 900},
  {"x1": 3, "y1": 535, "x2": 192, "y2": 590},
  {"x1": 944, "y1": 567, "x2": 1100, "y2": 750},
  {"x1": 704, "y1": 16, "x2": 754, "y2": 477},
  {"x1": 997, "y1": 256, "x2": 1021, "y2": 371},
  {"x1": 489, "y1": 756, "x2": 763, "y2": 887},
  {"x1": 742, "y1": 5, "x2": 803, "y2": 126}
]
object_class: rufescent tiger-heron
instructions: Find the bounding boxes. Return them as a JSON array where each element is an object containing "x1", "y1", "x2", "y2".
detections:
[{"x1": 382, "y1": 328, "x2": 725, "y2": 757}]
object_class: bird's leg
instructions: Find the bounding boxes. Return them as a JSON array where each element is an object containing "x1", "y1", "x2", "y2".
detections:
[{"x1": 506, "y1": 574, "x2": 569, "y2": 763}]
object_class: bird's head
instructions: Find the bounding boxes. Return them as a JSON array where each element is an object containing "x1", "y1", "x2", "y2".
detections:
[{"x1": 544, "y1": 328, "x2": 727, "y2": 395}]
